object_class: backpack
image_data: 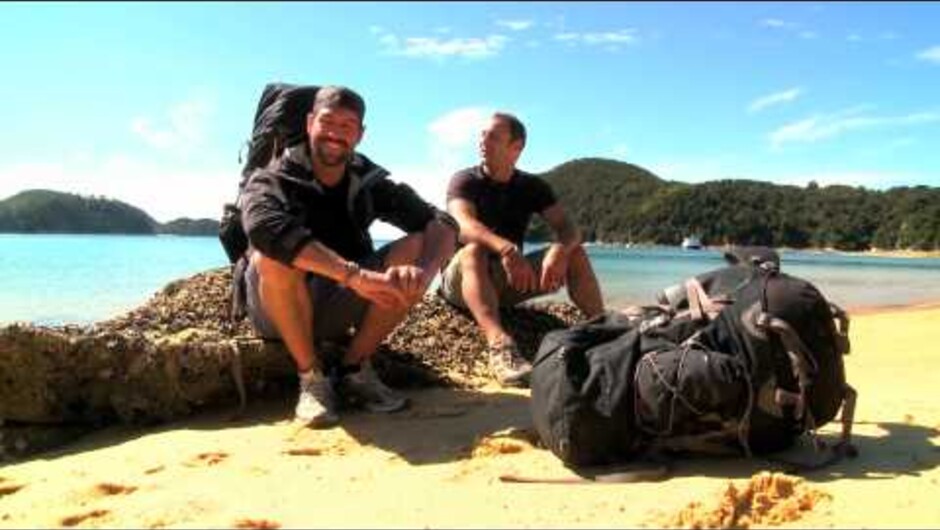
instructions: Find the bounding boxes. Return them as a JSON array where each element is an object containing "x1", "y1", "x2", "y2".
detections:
[
  {"x1": 219, "y1": 83, "x2": 323, "y2": 264},
  {"x1": 529, "y1": 248, "x2": 856, "y2": 472}
]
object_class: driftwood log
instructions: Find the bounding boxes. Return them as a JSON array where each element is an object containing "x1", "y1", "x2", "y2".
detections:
[{"x1": 1, "y1": 267, "x2": 582, "y2": 460}]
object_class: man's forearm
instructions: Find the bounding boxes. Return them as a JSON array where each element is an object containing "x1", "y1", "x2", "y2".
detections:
[
  {"x1": 459, "y1": 218, "x2": 516, "y2": 256},
  {"x1": 290, "y1": 241, "x2": 358, "y2": 284},
  {"x1": 553, "y1": 223, "x2": 583, "y2": 255}
]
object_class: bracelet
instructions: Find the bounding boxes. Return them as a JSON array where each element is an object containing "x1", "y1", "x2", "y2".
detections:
[{"x1": 339, "y1": 261, "x2": 361, "y2": 287}]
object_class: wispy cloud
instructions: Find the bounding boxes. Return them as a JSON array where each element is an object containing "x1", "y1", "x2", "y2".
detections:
[
  {"x1": 758, "y1": 17, "x2": 823, "y2": 41},
  {"x1": 553, "y1": 29, "x2": 638, "y2": 48},
  {"x1": 769, "y1": 107, "x2": 940, "y2": 148},
  {"x1": 377, "y1": 33, "x2": 508, "y2": 59},
  {"x1": 428, "y1": 107, "x2": 491, "y2": 148},
  {"x1": 130, "y1": 97, "x2": 214, "y2": 156},
  {"x1": 496, "y1": 19, "x2": 534, "y2": 31},
  {"x1": 748, "y1": 87, "x2": 804, "y2": 114},
  {"x1": 916, "y1": 45, "x2": 940, "y2": 64},
  {"x1": 759, "y1": 18, "x2": 797, "y2": 30}
]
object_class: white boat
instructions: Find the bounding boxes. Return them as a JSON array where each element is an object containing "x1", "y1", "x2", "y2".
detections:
[{"x1": 681, "y1": 235, "x2": 703, "y2": 250}]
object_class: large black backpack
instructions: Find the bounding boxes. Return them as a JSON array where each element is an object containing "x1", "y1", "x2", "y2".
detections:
[
  {"x1": 218, "y1": 83, "x2": 322, "y2": 264},
  {"x1": 530, "y1": 249, "x2": 856, "y2": 471}
]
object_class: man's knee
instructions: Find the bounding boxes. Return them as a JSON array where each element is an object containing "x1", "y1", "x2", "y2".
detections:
[
  {"x1": 458, "y1": 243, "x2": 491, "y2": 271},
  {"x1": 385, "y1": 232, "x2": 425, "y2": 267},
  {"x1": 252, "y1": 252, "x2": 305, "y2": 289}
]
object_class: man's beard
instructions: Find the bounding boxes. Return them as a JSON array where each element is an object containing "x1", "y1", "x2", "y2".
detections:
[{"x1": 312, "y1": 140, "x2": 351, "y2": 167}]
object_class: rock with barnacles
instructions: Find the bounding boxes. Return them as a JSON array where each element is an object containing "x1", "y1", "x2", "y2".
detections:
[{"x1": 1, "y1": 267, "x2": 583, "y2": 459}]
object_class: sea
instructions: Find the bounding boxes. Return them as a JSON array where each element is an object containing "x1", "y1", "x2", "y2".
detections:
[{"x1": 2, "y1": 234, "x2": 939, "y2": 326}]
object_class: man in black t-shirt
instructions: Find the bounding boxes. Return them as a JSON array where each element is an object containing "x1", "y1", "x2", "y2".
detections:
[
  {"x1": 438, "y1": 112, "x2": 604, "y2": 387},
  {"x1": 240, "y1": 86, "x2": 458, "y2": 427}
]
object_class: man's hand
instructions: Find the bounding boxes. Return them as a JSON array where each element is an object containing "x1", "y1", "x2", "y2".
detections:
[
  {"x1": 500, "y1": 246, "x2": 539, "y2": 293},
  {"x1": 386, "y1": 264, "x2": 430, "y2": 305},
  {"x1": 347, "y1": 268, "x2": 410, "y2": 309},
  {"x1": 539, "y1": 243, "x2": 569, "y2": 293}
]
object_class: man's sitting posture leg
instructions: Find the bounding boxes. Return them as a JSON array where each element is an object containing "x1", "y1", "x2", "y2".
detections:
[{"x1": 453, "y1": 243, "x2": 532, "y2": 386}]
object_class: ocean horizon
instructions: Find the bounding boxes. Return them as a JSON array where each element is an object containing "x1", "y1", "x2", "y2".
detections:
[{"x1": 2, "y1": 233, "x2": 939, "y2": 326}]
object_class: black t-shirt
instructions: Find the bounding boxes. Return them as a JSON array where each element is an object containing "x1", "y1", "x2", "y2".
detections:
[{"x1": 446, "y1": 165, "x2": 557, "y2": 248}]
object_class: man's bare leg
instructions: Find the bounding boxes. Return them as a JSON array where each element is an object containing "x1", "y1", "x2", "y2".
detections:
[
  {"x1": 344, "y1": 232, "x2": 425, "y2": 366},
  {"x1": 457, "y1": 243, "x2": 512, "y2": 346},
  {"x1": 254, "y1": 253, "x2": 318, "y2": 372},
  {"x1": 253, "y1": 252, "x2": 336, "y2": 426},
  {"x1": 565, "y1": 245, "x2": 605, "y2": 318}
]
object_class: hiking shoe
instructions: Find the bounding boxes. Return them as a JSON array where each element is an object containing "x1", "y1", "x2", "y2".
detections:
[
  {"x1": 487, "y1": 340, "x2": 532, "y2": 387},
  {"x1": 342, "y1": 361, "x2": 409, "y2": 413},
  {"x1": 295, "y1": 372, "x2": 339, "y2": 428}
]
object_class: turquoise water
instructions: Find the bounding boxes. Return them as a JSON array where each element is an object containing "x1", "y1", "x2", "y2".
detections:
[{"x1": 2, "y1": 234, "x2": 939, "y2": 325}]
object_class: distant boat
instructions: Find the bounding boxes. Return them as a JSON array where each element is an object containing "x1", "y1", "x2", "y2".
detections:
[{"x1": 681, "y1": 235, "x2": 703, "y2": 250}]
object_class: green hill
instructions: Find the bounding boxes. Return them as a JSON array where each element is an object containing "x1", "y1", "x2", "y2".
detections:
[
  {"x1": 0, "y1": 190, "x2": 157, "y2": 234},
  {"x1": 0, "y1": 190, "x2": 220, "y2": 236},
  {"x1": 529, "y1": 158, "x2": 940, "y2": 251},
  {"x1": 157, "y1": 217, "x2": 219, "y2": 236}
]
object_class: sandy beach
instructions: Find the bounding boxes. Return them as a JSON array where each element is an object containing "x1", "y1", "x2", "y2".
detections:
[{"x1": 1, "y1": 304, "x2": 939, "y2": 529}]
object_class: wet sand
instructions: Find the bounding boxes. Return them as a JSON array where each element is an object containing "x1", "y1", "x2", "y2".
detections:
[{"x1": 1, "y1": 304, "x2": 938, "y2": 529}]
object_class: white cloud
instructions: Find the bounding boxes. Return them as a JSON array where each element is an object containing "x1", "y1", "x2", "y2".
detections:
[
  {"x1": 552, "y1": 29, "x2": 638, "y2": 48},
  {"x1": 769, "y1": 108, "x2": 940, "y2": 148},
  {"x1": 496, "y1": 19, "x2": 534, "y2": 31},
  {"x1": 847, "y1": 33, "x2": 862, "y2": 42},
  {"x1": 759, "y1": 18, "x2": 795, "y2": 29},
  {"x1": 916, "y1": 45, "x2": 940, "y2": 64},
  {"x1": 798, "y1": 31, "x2": 818, "y2": 40},
  {"x1": 747, "y1": 87, "x2": 804, "y2": 114},
  {"x1": 428, "y1": 107, "x2": 491, "y2": 148},
  {"x1": 378, "y1": 33, "x2": 508, "y2": 59},
  {"x1": 0, "y1": 156, "x2": 233, "y2": 223},
  {"x1": 130, "y1": 97, "x2": 215, "y2": 156}
]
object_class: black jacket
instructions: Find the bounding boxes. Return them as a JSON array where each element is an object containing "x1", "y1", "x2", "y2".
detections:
[{"x1": 241, "y1": 146, "x2": 453, "y2": 264}]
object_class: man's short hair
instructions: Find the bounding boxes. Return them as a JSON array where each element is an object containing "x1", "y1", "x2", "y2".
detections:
[
  {"x1": 311, "y1": 85, "x2": 366, "y2": 124},
  {"x1": 493, "y1": 112, "x2": 526, "y2": 146}
]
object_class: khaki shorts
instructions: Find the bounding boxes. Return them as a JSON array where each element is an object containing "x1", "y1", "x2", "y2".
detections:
[
  {"x1": 245, "y1": 247, "x2": 389, "y2": 341},
  {"x1": 437, "y1": 245, "x2": 550, "y2": 309}
]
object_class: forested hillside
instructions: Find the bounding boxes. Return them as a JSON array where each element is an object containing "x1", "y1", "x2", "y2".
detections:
[{"x1": 529, "y1": 158, "x2": 939, "y2": 251}]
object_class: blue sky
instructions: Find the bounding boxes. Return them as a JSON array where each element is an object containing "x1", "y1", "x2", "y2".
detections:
[{"x1": 1, "y1": 2, "x2": 938, "y2": 238}]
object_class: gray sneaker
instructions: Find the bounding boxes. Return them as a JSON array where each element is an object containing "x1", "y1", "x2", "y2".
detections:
[
  {"x1": 342, "y1": 361, "x2": 409, "y2": 413},
  {"x1": 488, "y1": 340, "x2": 532, "y2": 387},
  {"x1": 295, "y1": 372, "x2": 339, "y2": 428}
]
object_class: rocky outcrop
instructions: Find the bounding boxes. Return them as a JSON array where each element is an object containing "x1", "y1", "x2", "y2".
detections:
[{"x1": 1, "y1": 267, "x2": 582, "y2": 460}]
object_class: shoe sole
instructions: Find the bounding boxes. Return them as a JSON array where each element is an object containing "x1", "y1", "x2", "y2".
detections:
[
  {"x1": 296, "y1": 413, "x2": 339, "y2": 429},
  {"x1": 362, "y1": 397, "x2": 410, "y2": 414}
]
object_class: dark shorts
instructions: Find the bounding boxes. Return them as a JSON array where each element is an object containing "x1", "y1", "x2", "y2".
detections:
[
  {"x1": 245, "y1": 247, "x2": 389, "y2": 341},
  {"x1": 437, "y1": 245, "x2": 550, "y2": 309}
]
